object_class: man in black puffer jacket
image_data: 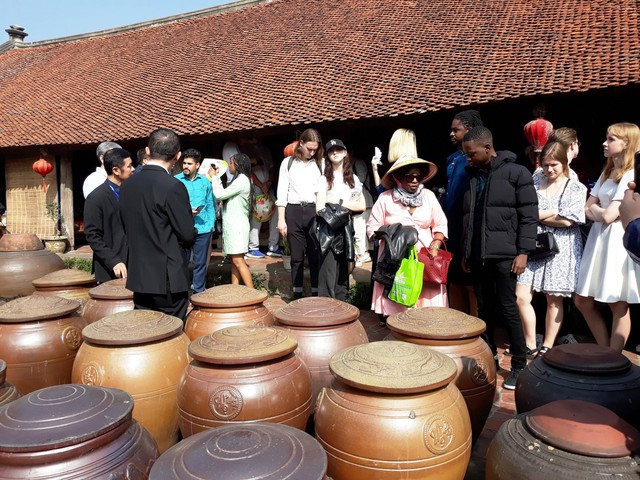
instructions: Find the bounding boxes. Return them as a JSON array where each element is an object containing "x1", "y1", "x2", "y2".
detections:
[{"x1": 461, "y1": 126, "x2": 538, "y2": 391}]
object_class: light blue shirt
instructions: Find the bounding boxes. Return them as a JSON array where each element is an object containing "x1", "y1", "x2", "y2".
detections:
[{"x1": 175, "y1": 173, "x2": 216, "y2": 234}]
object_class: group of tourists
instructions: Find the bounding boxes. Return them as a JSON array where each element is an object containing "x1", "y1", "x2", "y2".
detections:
[{"x1": 82, "y1": 117, "x2": 640, "y2": 392}]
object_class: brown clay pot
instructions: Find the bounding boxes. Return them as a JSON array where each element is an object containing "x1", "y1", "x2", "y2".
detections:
[
  {"x1": 81, "y1": 277, "x2": 134, "y2": 324},
  {"x1": 150, "y1": 422, "x2": 329, "y2": 480},
  {"x1": 0, "y1": 295, "x2": 85, "y2": 394},
  {"x1": 386, "y1": 307, "x2": 496, "y2": 443},
  {"x1": 315, "y1": 341, "x2": 472, "y2": 480},
  {"x1": 516, "y1": 343, "x2": 640, "y2": 429},
  {"x1": 0, "y1": 233, "x2": 64, "y2": 298},
  {"x1": 0, "y1": 384, "x2": 159, "y2": 479},
  {"x1": 487, "y1": 399, "x2": 640, "y2": 479},
  {"x1": 72, "y1": 310, "x2": 190, "y2": 453},
  {"x1": 178, "y1": 326, "x2": 312, "y2": 437},
  {"x1": 33, "y1": 268, "x2": 97, "y2": 305},
  {"x1": 0, "y1": 359, "x2": 21, "y2": 406},
  {"x1": 274, "y1": 297, "x2": 368, "y2": 410},
  {"x1": 184, "y1": 285, "x2": 274, "y2": 340}
]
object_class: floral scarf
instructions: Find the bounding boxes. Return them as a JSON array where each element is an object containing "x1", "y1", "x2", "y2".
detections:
[{"x1": 392, "y1": 184, "x2": 424, "y2": 207}]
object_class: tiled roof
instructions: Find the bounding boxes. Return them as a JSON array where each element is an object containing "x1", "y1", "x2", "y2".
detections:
[{"x1": 0, "y1": 0, "x2": 638, "y2": 148}]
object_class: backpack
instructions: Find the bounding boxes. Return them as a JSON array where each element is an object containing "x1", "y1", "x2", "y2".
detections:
[{"x1": 287, "y1": 156, "x2": 322, "y2": 173}]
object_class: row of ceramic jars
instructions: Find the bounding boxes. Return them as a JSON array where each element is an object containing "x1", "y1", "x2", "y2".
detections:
[{"x1": 0, "y1": 384, "x2": 159, "y2": 479}]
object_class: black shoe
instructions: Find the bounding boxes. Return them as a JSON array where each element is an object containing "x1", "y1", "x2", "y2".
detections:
[
  {"x1": 292, "y1": 292, "x2": 303, "y2": 300},
  {"x1": 502, "y1": 369, "x2": 522, "y2": 390}
]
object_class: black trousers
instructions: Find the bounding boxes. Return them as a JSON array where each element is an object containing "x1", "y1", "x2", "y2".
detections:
[
  {"x1": 134, "y1": 290, "x2": 189, "y2": 322},
  {"x1": 318, "y1": 249, "x2": 349, "y2": 301},
  {"x1": 470, "y1": 258, "x2": 527, "y2": 371},
  {"x1": 285, "y1": 204, "x2": 319, "y2": 295}
]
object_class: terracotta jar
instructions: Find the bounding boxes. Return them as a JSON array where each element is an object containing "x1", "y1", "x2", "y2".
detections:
[
  {"x1": 0, "y1": 295, "x2": 85, "y2": 394},
  {"x1": 184, "y1": 285, "x2": 274, "y2": 340},
  {"x1": 487, "y1": 399, "x2": 640, "y2": 479},
  {"x1": 81, "y1": 277, "x2": 134, "y2": 324},
  {"x1": 516, "y1": 343, "x2": 640, "y2": 429},
  {"x1": 0, "y1": 384, "x2": 159, "y2": 479},
  {"x1": 150, "y1": 422, "x2": 329, "y2": 480},
  {"x1": 72, "y1": 310, "x2": 190, "y2": 453},
  {"x1": 0, "y1": 233, "x2": 64, "y2": 298},
  {"x1": 0, "y1": 359, "x2": 21, "y2": 406},
  {"x1": 178, "y1": 326, "x2": 313, "y2": 437},
  {"x1": 33, "y1": 268, "x2": 97, "y2": 305},
  {"x1": 315, "y1": 341, "x2": 472, "y2": 480},
  {"x1": 274, "y1": 297, "x2": 368, "y2": 410},
  {"x1": 386, "y1": 307, "x2": 496, "y2": 443}
]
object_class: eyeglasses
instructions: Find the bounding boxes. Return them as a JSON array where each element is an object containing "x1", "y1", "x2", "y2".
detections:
[{"x1": 403, "y1": 173, "x2": 422, "y2": 181}]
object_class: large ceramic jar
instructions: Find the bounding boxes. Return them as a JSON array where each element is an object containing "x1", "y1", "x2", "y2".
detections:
[
  {"x1": 315, "y1": 341, "x2": 472, "y2": 480},
  {"x1": 184, "y1": 285, "x2": 274, "y2": 340},
  {"x1": 0, "y1": 384, "x2": 159, "y2": 479},
  {"x1": 0, "y1": 360, "x2": 21, "y2": 406},
  {"x1": 81, "y1": 277, "x2": 134, "y2": 324},
  {"x1": 0, "y1": 233, "x2": 64, "y2": 298},
  {"x1": 33, "y1": 268, "x2": 97, "y2": 305},
  {"x1": 516, "y1": 343, "x2": 640, "y2": 429},
  {"x1": 178, "y1": 326, "x2": 313, "y2": 437},
  {"x1": 0, "y1": 295, "x2": 85, "y2": 394},
  {"x1": 386, "y1": 307, "x2": 496, "y2": 443},
  {"x1": 274, "y1": 297, "x2": 368, "y2": 410},
  {"x1": 72, "y1": 310, "x2": 190, "y2": 453},
  {"x1": 487, "y1": 399, "x2": 640, "y2": 479},
  {"x1": 150, "y1": 422, "x2": 329, "y2": 480}
]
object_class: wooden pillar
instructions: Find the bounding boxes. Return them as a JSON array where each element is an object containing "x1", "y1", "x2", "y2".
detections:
[{"x1": 59, "y1": 154, "x2": 75, "y2": 248}]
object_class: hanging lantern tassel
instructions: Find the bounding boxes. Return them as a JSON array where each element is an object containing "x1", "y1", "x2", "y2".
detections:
[{"x1": 33, "y1": 159, "x2": 54, "y2": 192}]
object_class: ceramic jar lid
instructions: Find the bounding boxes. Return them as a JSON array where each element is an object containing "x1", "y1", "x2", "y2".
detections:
[
  {"x1": 189, "y1": 326, "x2": 297, "y2": 365},
  {"x1": 149, "y1": 423, "x2": 327, "y2": 480},
  {"x1": 33, "y1": 268, "x2": 96, "y2": 287},
  {"x1": 543, "y1": 343, "x2": 630, "y2": 374},
  {"x1": 190, "y1": 284, "x2": 268, "y2": 308},
  {"x1": 330, "y1": 341, "x2": 457, "y2": 394},
  {"x1": 82, "y1": 310, "x2": 183, "y2": 346},
  {"x1": 0, "y1": 295, "x2": 81, "y2": 323},
  {"x1": 387, "y1": 307, "x2": 486, "y2": 339},
  {"x1": 0, "y1": 384, "x2": 132, "y2": 453},
  {"x1": 525, "y1": 399, "x2": 640, "y2": 457},
  {"x1": 0, "y1": 233, "x2": 44, "y2": 251},
  {"x1": 87, "y1": 278, "x2": 134, "y2": 300},
  {"x1": 274, "y1": 297, "x2": 359, "y2": 327}
]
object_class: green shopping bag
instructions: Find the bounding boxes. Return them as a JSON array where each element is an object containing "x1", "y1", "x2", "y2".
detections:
[{"x1": 388, "y1": 246, "x2": 423, "y2": 307}]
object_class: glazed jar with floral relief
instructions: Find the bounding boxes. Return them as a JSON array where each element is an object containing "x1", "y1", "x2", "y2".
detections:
[{"x1": 81, "y1": 277, "x2": 134, "y2": 324}]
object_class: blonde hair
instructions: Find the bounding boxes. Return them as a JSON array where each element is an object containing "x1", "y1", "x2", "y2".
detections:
[
  {"x1": 388, "y1": 128, "x2": 417, "y2": 163},
  {"x1": 603, "y1": 122, "x2": 640, "y2": 183},
  {"x1": 540, "y1": 141, "x2": 569, "y2": 176}
]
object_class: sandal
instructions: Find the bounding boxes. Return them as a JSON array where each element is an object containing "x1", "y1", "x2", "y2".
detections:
[
  {"x1": 536, "y1": 346, "x2": 550, "y2": 358},
  {"x1": 525, "y1": 347, "x2": 540, "y2": 360}
]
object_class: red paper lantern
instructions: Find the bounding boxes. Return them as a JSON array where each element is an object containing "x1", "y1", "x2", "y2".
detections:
[
  {"x1": 283, "y1": 141, "x2": 299, "y2": 158},
  {"x1": 524, "y1": 118, "x2": 554, "y2": 153},
  {"x1": 33, "y1": 159, "x2": 54, "y2": 192}
]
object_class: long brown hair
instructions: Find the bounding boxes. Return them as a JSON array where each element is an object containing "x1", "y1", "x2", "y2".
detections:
[
  {"x1": 540, "y1": 141, "x2": 569, "y2": 176},
  {"x1": 324, "y1": 150, "x2": 355, "y2": 191},
  {"x1": 603, "y1": 123, "x2": 640, "y2": 183},
  {"x1": 294, "y1": 128, "x2": 324, "y2": 167}
]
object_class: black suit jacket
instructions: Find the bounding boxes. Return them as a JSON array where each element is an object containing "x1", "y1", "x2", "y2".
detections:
[
  {"x1": 83, "y1": 181, "x2": 128, "y2": 283},
  {"x1": 120, "y1": 165, "x2": 195, "y2": 295}
]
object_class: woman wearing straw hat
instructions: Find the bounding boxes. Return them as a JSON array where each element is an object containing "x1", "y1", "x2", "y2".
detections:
[{"x1": 367, "y1": 156, "x2": 448, "y2": 318}]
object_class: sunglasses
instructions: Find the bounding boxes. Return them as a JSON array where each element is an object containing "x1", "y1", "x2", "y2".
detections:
[{"x1": 403, "y1": 173, "x2": 422, "y2": 181}]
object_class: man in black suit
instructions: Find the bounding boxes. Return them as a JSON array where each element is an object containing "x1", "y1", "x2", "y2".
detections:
[
  {"x1": 84, "y1": 148, "x2": 134, "y2": 283},
  {"x1": 120, "y1": 128, "x2": 195, "y2": 320}
]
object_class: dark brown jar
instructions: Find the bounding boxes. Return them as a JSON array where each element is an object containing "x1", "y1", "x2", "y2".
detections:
[
  {"x1": 0, "y1": 295, "x2": 85, "y2": 394},
  {"x1": 274, "y1": 297, "x2": 368, "y2": 411},
  {"x1": 487, "y1": 399, "x2": 640, "y2": 479},
  {"x1": 150, "y1": 422, "x2": 329, "y2": 480},
  {"x1": 516, "y1": 343, "x2": 640, "y2": 429},
  {"x1": 0, "y1": 384, "x2": 159, "y2": 479},
  {"x1": 81, "y1": 277, "x2": 134, "y2": 324},
  {"x1": 184, "y1": 285, "x2": 274, "y2": 340},
  {"x1": 0, "y1": 359, "x2": 21, "y2": 406},
  {"x1": 33, "y1": 268, "x2": 97, "y2": 305},
  {"x1": 0, "y1": 233, "x2": 64, "y2": 298},
  {"x1": 315, "y1": 341, "x2": 472, "y2": 480},
  {"x1": 387, "y1": 307, "x2": 496, "y2": 443},
  {"x1": 178, "y1": 326, "x2": 312, "y2": 437},
  {"x1": 72, "y1": 310, "x2": 191, "y2": 453}
]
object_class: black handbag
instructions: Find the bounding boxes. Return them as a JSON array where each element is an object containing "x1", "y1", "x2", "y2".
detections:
[{"x1": 529, "y1": 231, "x2": 559, "y2": 260}]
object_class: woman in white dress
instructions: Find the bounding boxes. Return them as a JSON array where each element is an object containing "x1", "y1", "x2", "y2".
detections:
[
  {"x1": 516, "y1": 142, "x2": 586, "y2": 356},
  {"x1": 575, "y1": 122, "x2": 640, "y2": 352}
]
